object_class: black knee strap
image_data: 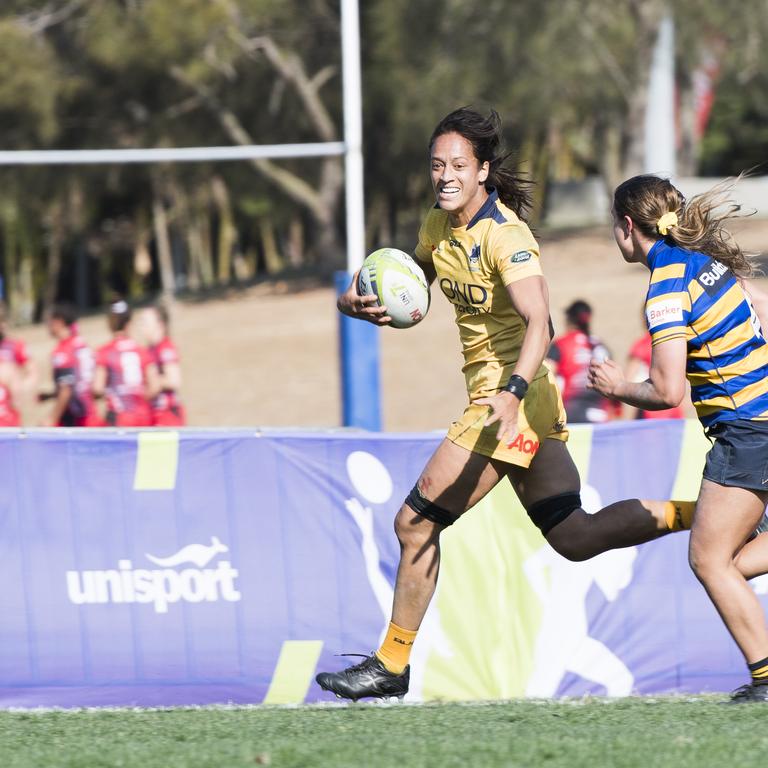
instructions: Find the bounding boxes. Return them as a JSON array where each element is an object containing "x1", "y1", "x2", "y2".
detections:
[
  {"x1": 405, "y1": 484, "x2": 456, "y2": 527},
  {"x1": 527, "y1": 492, "x2": 581, "y2": 535}
]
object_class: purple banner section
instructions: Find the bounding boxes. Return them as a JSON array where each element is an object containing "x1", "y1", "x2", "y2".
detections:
[{"x1": 0, "y1": 425, "x2": 761, "y2": 707}]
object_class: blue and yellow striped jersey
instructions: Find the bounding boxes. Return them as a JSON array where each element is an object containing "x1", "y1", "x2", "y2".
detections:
[{"x1": 645, "y1": 240, "x2": 768, "y2": 427}]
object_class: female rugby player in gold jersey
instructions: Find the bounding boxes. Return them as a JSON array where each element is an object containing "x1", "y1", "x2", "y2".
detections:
[
  {"x1": 589, "y1": 175, "x2": 768, "y2": 703},
  {"x1": 316, "y1": 108, "x2": 766, "y2": 701}
]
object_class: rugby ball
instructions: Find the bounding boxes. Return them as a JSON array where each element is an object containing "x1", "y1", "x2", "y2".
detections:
[{"x1": 357, "y1": 248, "x2": 430, "y2": 329}]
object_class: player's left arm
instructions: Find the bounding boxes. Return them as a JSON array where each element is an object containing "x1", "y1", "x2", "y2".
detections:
[
  {"x1": 158, "y1": 347, "x2": 182, "y2": 391},
  {"x1": 91, "y1": 360, "x2": 107, "y2": 399},
  {"x1": 43, "y1": 383, "x2": 73, "y2": 427},
  {"x1": 160, "y1": 361, "x2": 182, "y2": 391},
  {"x1": 588, "y1": 337, "x2": 687, "y2": 410},
  {"x1": 476, "y1": 275, "x2": 552, "y2": 442},
  {"x1": 15, "y1": 342, "x2": 37, "y2": 394},
  {"x1": 144, "y1": 361, "x2": 162, "y2": 399}
]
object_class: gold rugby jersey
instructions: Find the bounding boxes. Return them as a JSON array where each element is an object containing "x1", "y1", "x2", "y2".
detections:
[
  {"x1": 645, "y1": 240, "x2": 768, "y2": 427},
  {"x1": 414, "y1": 190, "x2": 548, "y2": 399}
]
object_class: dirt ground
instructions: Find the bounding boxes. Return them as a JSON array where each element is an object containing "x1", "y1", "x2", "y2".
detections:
[{"x1": 14, "y1": 219, "x2": 768, "y2": 431}]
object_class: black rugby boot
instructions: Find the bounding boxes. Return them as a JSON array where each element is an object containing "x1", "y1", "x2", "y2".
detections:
[
  {"x1": 728, "y1": 683, "x2": 768, "y2": 703},
  {"x1": 316, "y1": 653, "x2": 409, "y2": 701}
]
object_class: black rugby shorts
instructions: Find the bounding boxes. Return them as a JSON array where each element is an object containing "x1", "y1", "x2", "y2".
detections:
[{"x1": 703, "y1": 419, "x2": 768, "y2": 492}]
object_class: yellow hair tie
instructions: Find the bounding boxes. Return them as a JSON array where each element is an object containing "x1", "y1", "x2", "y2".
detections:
[{"x1": 657, "y1": 211, "x2": 678, "y2": 236}]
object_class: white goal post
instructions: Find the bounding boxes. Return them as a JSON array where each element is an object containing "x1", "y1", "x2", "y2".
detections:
[{"x1": 0, "y1": 0, "x2": 377, "y2": 429}]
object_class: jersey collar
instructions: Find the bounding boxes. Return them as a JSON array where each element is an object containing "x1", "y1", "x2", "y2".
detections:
[
  {"x1": 459, "y1": 188, "x2": 499, "y2": 230},
  {"x1": 646, "y1": 238, "x2": 667, "y2": 270}
]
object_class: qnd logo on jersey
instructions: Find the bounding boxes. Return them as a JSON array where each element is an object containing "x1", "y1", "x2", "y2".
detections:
[
  {"x1": 439, "y1": 278, "x2": 490, "y2": 315},
  {"x1": 696, "y1": 259, "x2": 730, "y2": 296},
  {"x1": 65, "y1": 536, "x2": 241, "y2": 614}
]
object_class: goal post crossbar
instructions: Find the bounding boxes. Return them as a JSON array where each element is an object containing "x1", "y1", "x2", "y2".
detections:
[
  {"x1": 0, "y1": 0, "x2": 376, "y2": 431},
  {"x1": 0, "y1": 142, "x2": 346, "y2": 166}
]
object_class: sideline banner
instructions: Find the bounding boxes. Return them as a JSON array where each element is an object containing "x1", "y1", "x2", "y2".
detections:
[{"x1": 0, "y1": 422, "x2": 759, "y2": 707}]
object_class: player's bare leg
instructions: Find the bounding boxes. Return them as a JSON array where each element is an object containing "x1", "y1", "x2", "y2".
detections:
[
  {"x1": 316, "y1": 439, "x2": 503, "y2": 700},
  {"x1": 689, "y1": 481, "x2": 768, "y2": 702},
  {"x1": 390, "y1": 439, "x2": 503, "y2": 629},
  {"x1": 689, "y1": 482, "x2": 768, "y2": 657},
  {"x1": 509, "y1": 439, "x2": 671, "y2": 560}
]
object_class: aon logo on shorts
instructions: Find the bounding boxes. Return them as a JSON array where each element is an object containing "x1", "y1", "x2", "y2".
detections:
[{"x1": 509, "y1": 433, "x2": 540, "y2": 455}]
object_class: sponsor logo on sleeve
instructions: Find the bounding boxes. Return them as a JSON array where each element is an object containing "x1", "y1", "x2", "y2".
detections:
[
  {"x1": 510, "y1": 250, "x2": 533, "y2": 264},
  {"x1": 646, "y1": 298, "x2": 684, "y2": 329}
]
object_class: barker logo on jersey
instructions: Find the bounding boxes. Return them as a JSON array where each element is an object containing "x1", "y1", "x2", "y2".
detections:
[
  {"x1": 646, "y1": 299, "x2": 684, "y2": 330},
  {"x1": 696, "y1": 259, "x2": 730, "y2": 296},
  {"x1": 65, "y1": 536, "x2": 241, "y2": 614}
]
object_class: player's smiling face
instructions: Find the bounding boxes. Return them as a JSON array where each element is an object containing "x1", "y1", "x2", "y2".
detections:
[{"x1": 430, "y1": 132, "x2": 489, "y2": 227}]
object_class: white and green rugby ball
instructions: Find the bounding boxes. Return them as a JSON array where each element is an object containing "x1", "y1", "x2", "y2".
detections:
[{"x1": 358, "y1": 248, "x2": 430, "y2": 329}]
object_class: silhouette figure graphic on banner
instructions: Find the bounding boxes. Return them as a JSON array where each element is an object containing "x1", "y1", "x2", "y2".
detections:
[
  {"x1": 345, "y1": 450, "x2": 452, "y2": 700},
  {"x1": 524, "y1": 485, "x2": 637, "y2": 697}
]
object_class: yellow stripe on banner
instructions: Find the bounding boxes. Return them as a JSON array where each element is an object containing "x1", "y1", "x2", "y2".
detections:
[
  {"x1": 566, "y1": 423, "x2": 593, "y2": 481},
  {"x1": 670, "y1": 419, "x2": 710, "y2": 500},
  {"x1": 133, "y1": 431, "x2": 180, "y2": 491},
  {"x1": 263, "y1": 640, "x2": 324, "y2": 705}
]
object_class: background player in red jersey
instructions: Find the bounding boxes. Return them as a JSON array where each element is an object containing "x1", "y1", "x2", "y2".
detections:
[
  {"x1": 546, "y1": 300, "x2": 619, "y2": 423},
  {"x1": 139, "y1": 304, "x2": 186, "y2": 427},
  {"x1": 93, "y1": 301, "x2": 159, "y2": 427},
  {"x1": 42, "y1": 304, "x2": 101, "y2": 427},
  {"x1": 0, "y1": 301, "x2": 36, "y2": 426}
]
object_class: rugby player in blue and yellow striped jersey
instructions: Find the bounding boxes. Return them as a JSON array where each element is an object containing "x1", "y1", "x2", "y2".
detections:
[{"x1": 590, "y1": 174, "x2": 768, "y2": 703}]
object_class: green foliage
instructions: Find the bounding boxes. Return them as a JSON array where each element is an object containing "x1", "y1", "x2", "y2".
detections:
[
  {"x1": 0, "y1": 21, "x2": 59, "y2": 144},
  {"x1": 0, "y1": 0, "x2": 766, "y2": 316}
]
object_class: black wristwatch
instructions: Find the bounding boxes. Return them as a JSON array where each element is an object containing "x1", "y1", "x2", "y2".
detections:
[{"x1": 503, "y1": 374, "x2": 529, "y2": 400}]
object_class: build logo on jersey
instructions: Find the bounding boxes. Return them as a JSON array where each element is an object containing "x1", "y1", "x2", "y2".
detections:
[
  {"x1": 696, "y1": 259, "x2": 729, "y2": 297},
  {"x1": 65, "y1": 536, "x2": 241, "y2": 614}
]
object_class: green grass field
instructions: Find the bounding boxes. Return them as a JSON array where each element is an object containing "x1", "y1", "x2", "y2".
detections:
[{"x1": 1, "y1": 697, "x2": 766, "y2": 768}]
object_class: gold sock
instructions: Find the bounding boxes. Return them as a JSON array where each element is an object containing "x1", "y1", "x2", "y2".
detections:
[
  {"x1": 375, "y1": 621, "x2": 418, "y2": 674},
  {"x1": 749, "y1": 656, "x2": 768, "y2": 684},
  {"x1": 664, "y1": 500, "x2": 696, "y2": 531}
]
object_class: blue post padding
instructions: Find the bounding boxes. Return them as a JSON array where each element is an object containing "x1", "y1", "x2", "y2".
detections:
[{"x1": 335, "y1": 270, "x2": 382, "y2": 430}]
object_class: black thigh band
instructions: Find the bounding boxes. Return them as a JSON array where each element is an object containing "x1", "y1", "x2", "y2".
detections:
[
  {"x1": 405, "y1": 484, "x2": 456, "y2": 527},
  {"x1": 527, "y1": 492, "x2": 582, "y2": 535}
]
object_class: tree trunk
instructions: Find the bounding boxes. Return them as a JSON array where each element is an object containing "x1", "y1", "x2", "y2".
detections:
[
  {"x1": 151, "y1": 177, "x2": 176, "y2": 304},
  {"x1": 259, "y1": 218, "x2": 283, "y2": 275},
  {"x1": 286, "y1": 216, "x2": 305, "y2": 268},
  {"x1": 210, "y1": 175, "x2": 237, "y2": 285},
  {"x1": 621, "y1": 2, "x2": 665, "y2": 178},
  {"x1": 42, "y1": 199, "x2": 64, "y2": 317}
]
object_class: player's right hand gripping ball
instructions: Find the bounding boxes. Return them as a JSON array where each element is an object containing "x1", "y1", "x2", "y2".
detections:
[{"x1": 357, "y1": 248, "x2": 430, "y2": 329}]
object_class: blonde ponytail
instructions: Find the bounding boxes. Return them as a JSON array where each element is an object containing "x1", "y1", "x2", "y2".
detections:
[{"x1": 613, "y1": 174, "x2": 755, "y2": 277}]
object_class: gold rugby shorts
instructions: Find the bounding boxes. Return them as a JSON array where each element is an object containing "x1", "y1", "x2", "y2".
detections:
[{"x1": 447, "y1": 368, "x2": 568, "y2": 468}]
